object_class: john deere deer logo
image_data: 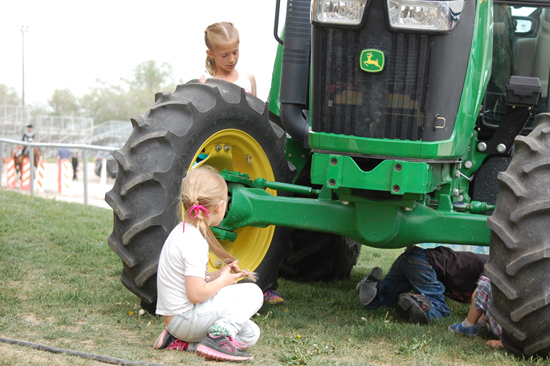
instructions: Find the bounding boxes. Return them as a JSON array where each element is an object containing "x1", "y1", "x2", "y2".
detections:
[{"x1": 360, "y1": 49, "x2": 385, "y2": 73}]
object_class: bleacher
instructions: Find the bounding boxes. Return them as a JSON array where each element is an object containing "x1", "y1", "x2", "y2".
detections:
[{"x1": 1, "y1": 105, "x2": 131, "y2": 159}]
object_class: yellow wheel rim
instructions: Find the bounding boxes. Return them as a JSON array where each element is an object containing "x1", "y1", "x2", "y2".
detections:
[{"x1": 188, "y1": 129, "x2": 276, "y2": 273}]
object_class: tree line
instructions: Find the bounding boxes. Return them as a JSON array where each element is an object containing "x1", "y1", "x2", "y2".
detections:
[{"x1": 0, "y1": 60, "x2": 180, "y2": 124}]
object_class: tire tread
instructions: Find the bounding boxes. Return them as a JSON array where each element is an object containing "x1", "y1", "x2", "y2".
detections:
[{"x1": 487, "y1": 113, "x2": 550, "y2": 357}]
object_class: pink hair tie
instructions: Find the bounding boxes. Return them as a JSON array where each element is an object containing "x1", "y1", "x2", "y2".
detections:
[{"x1": 189, "y1": 205, "x2": 209, "y2": 219}]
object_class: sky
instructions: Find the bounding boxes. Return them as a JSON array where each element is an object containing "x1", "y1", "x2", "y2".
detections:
[{"x1": 0, "y1": 0, "x2": 285, "y2": 108}]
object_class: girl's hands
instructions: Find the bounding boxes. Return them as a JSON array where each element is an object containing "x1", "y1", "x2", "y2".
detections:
[
  {"x1": 218, "y1": 263, "x2": 249, "y2": 285},
  {"x1": 227, "y1": 261, "x2": 250, "y2": 277},
  {"x1": 186, "y1": 262, "x2": 256, "y2": 304},
  {"x1": 186, "y1": 267, "x2": 245, "y2": 303},
  {"x1": 207, "y1": 261, "x2": 255, "y2": 283}
]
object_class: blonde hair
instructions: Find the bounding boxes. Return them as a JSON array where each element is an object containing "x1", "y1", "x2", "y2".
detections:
[
  {"x1": 204, "y1": 22, "x2": 240, "y2": 76},
  {"x1": 180, "y1": 166, "x2": 256, "y2": 281}
]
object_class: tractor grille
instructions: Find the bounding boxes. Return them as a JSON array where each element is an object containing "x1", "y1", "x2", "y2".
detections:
[
  {"x1": 310, "y1": 0, "x2": 475, "y2": 143},
  {"x1": 318, "y1": 29, "x2": 431, "y2": 140}
]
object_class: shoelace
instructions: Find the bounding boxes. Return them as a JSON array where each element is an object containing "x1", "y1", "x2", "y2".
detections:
[
  {"x1": 166, "y1": 339, "x2": 188, "y2": 351},
  {"x1": 228, "y1": 337, "x2": 247, "y2": 350}
]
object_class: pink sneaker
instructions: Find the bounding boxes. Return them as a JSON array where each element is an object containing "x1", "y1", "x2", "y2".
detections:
[
  {"x1": 153, "y1": 329, "x2": 189, "y2": 351},
  {"x1": 196, "y1": 334, "x2": 253, "y2": 361},
  {"x1": 153, "y1": 329, "x2": 175, "y2": 349},
  {"x1": 263, "y1": 289, "x2": 284, "y2": 305},
  {"x1": 166, "y1": 339, "x2": 190, "y2": 351}
]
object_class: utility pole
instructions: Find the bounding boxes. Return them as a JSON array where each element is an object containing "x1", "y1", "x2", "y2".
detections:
[{"x1": 21, "y1": 25, "x2": 28, "y2": 107}]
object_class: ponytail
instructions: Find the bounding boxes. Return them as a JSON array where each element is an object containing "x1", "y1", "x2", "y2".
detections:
[
  {"x1": 181, "y1": 167, "x2": 256, "y2": 281},
  {"x1": 205, "y1": 55, "x2": 216, "y2": 77}
]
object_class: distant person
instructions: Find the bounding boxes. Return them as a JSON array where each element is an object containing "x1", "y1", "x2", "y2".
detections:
[
  {"x1": 16, "y1": 124, "x2": 35, "y2": 156},
  {"x1": 198, "y1": 21, "x2": 283, "y2": 305},
  {"x1": 199, "y1": 22, "x2": 257, "y2": 97},
  {"x1": 153, "y1": 167, "x2": 262, "y2": 362},
  {"x1": 71, "y1": 151, "x2": 79, "y2": 181},
  {"x1": 357, "y1": 246, "x2": 488, "y2": 324},
  {"x1": 57, "y1": 147, "x2": 71, "y2": 162}
]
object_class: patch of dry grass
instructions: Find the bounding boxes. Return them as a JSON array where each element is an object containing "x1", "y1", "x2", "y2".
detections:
[{"x1": 0, "y1": 190, "x2": 547, "y2": 366}]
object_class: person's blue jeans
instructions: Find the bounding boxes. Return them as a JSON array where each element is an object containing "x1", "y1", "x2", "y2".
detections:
[{"x1": 365, "y1": 246, "x2": 450, "y2": 320}]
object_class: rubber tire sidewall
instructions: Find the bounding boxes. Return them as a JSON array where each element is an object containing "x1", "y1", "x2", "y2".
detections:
[{"x1": 486, "y1": 113, "x2": 550, "y2": 357}]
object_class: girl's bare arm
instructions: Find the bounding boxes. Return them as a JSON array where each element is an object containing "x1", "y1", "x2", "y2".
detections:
[
  {"x1": 248, "y1": 73, "x2": 257, "y2": 97},
  {"x1": 185, "y1": 265, "x2": 248, "y2": 303}
]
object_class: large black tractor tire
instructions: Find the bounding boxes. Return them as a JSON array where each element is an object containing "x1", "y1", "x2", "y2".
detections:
[
  {"x1": 485, "y1": 113, "x2": 550, "y2": 357},
  {"x1": 279, "y1": 229, "x2": 361, "y2": 282},
  {"x1": 106, "y1": 80, "x2": 294, "y2": 313}
]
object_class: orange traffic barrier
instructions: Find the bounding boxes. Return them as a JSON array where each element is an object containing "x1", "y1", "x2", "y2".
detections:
[
  {"x1": 58, "y1": 159, "x2": 72, "y2": 196},
  {"x1": 34, "y1": 159, "x2": 46, "y2": 193},
  {"x1": 20, "y1": 158, "x2": 31, "y2": 190},
  {"x1": 6, "y1": 158, "x2": 16, "y2": 188}
]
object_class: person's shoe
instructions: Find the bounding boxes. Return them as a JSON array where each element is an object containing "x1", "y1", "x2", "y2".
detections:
[
  {"x1": 153, "y1": 329, "x2": 192, "y2": 351},
  {"x1": 166, "y1": 338, "x2": 191, "y2": 351},
  {"x1": 398, "y1": 293, "x2": 431, "y2": 325},
  {"x1": 356, "y1": 267, "x2": 383, "y2": 306},
  {"x1": 153, "y1": 329, "x2": 176, "y2": 349},
  {"x1": 448, "y1": 322, "x2": 480, "y2": 337},
  {"x1": 196, "y1": 334, "x2": 253, "y2": 361},
  {"x1": 263, "y1": 289, "x2": 284, "y2": 305}
]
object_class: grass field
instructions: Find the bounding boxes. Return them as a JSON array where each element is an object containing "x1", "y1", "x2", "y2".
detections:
[{"x1": 0, "y1": 189, "x2": 546, "y2": 366}]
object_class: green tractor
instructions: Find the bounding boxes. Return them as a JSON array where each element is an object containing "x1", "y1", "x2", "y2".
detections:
[{"x1": 107, "y1": 0, "x2": 550, "y2": 357}]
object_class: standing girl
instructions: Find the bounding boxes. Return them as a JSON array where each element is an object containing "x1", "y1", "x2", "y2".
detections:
[
  {"x1": 199, "y1": 22, "x2": 257, "y2": 97},
  {"x1": 199, "y1": 21, "x2": 285, "y2": 306},
  {"x1": 153, "y1": 166, "x2": 263, "y2": 362}
]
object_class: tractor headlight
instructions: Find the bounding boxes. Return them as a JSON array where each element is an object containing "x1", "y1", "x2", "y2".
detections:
[
  {"x1": 312, "y1": 0, "x2": 369, "y2": 26},
  {"x1": 386, "y1": 0, "x2": 464, "y2": 32}
]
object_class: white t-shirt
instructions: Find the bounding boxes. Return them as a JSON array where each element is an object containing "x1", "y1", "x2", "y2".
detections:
[
  {"x1": 156, "y1": 222, "x2": 209, "y2": 316},
  {"x1": 203, "y1": 69, "x2": 252, "y2": 94}
]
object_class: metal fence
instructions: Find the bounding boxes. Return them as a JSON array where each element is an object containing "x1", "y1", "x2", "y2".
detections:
[
  {"x1": 0, "y1": 108, "x2": 132, "y2": 160},
  {"x1": 0, "y1": 137, "x2": 116, "y2": 205},
  {"x1": 0, "y1": 105, "x2": 96, "y2": 159}
]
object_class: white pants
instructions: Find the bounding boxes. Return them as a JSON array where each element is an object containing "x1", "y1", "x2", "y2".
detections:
[{"x1": 166, "y1": 282, "x2": 263, "y2": 347}]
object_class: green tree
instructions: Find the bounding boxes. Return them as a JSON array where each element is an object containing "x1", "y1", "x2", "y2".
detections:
[
  {"x1": 129, "y1": 60, "x2": 176, "y2": 114},
  {"x1": 59, "y1": 60, "x2": 178, "y2": 124},
  {"x1": 131, "y1": 60, "x2": 174, "y2": 93},
  {"x1": 0, "y1": 84, "x2": 21, "y2": 105},
  {"x1": 48, "y1": 88, "x2": 80, "y2": 115},
  {"x1": 80, "y1": 80, "x2": 135, "y2": 123}
]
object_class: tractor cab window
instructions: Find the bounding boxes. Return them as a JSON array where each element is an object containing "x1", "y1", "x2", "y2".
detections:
[
  {"x1": 480, "y1": 3, "x2": 549, "y2": 138},
  {"x1": 513, "y1": 7, "x2": 537, "y2": 34}
]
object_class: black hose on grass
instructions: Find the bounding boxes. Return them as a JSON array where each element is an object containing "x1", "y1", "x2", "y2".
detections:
[{"x1": 0, "y1": 337, "x2": 171, "y2": 366}]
